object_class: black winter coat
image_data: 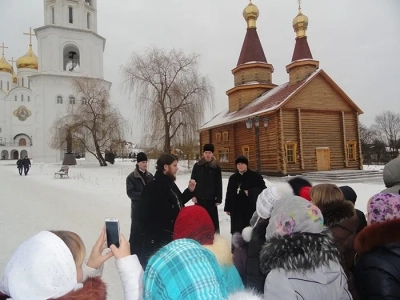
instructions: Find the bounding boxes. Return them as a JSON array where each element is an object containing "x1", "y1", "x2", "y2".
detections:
[
  {"x1": 134, "y1": 171, "x2": 194, "y2": 267},
  {"x1": 355, "y1": 208, "x2": 367, "y2": 234},
  {"x1": 126, "y1": 167, "x2": 153, "y2": 215},
  {"x1": 354, "y1": 218, "x2": 400, "y2": 300},
  {"x1": 224, "y1": 169, "x2": 266, "y2": 234},
  {"x1": 16, "y1": 159, "x2": 23, "y2": 168},
  {"x1": 246, "y1": 218, "x2": 269, "y2": 294},
  {"x1": 23, "y1": 158, "x2": 31, "y2": 167},
  {"x1": 190, "y1": 157, "x2": 222, "y2": 203}
]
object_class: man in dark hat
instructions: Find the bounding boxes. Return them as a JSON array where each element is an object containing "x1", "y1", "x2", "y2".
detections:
[
  {"x1": 224, "y1": 155, "x2": 266, "y2": 246},
  {"x1": 190, "y1": 144, "x2": 222, "y2": 232},
  {"x1": 126, "y1": 152, "x2": 153, "y2": 255}
]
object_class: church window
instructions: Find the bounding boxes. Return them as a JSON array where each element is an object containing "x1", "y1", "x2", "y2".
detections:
[
  {"x1": 21, "y1": 94, "x2": 24, "y2": 102},
  {"x1": 69, "y1": 7, "x2": 73, "y2": 24},
  {"x1": 69, "y1": 96, "x2": 76, "y2": 105},
  {"x1": 215, "y1": 132, "x2": 221, "y2": 143},
  {"x1": 7, "y1": 82, "x2": 9, "y2": 91},
  {"x1": 217, "y1": 148, "x2": 229, "y2": 163},
  {"x1": 346, "y1": 141, "x2": 357, "y2": 161},
  {"x1": 57, "y1": 96, "x2": 63, "y2": 104},
  {"x1": 14, "y1": 96, "x2": 17, "y2": 101},
  {"x1": 51, "y1": 7, "x2": 55, "y2": 24},
  {"x1": 22, "y1": 78, "x2": 24, "y2": 87},
  {"x1": 0, "y1": 81, "x2": 2, "y2": 90},
  {"x1": 81, "y1": 97, "x2": 87, "y2": 105},
  {"x1": 28, "y1": 96, "x2": 30, "y2": 102},
  {"x1": 285, "y1": 142, "x2": 297, "y2": 163},
  {"x1": 242, "y1": 145, "x2": 250, "y2": 159},
  {"x1": 0, "y1": 128, "x2": 2, "y2": 133},
  {"x1": 63, "y1": 45, "x2": 80, "y2": 72},
  {"x1": 87, "y1": 13, "x2": 91, "y2": 29},
  {"x1": 28, "y1": 80, "x2": 30, "y2": 89},
  {"x1": 222, "y1": 131, "x2": 229, "y2": 142}
]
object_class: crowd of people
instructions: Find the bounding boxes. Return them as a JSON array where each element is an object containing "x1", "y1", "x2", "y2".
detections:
[{"x1": 1, "y1": 146, "x2": 400, "y2": 299}]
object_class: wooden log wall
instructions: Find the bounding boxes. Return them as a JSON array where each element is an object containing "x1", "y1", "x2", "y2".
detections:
[
  {"x1": 259, "y1": 114, "x2": 279, "y2": 174},
  {"x1": 282, "y1": 109, "x2": 300, "y2": 173},
  {"x1": 234, "y1": 121, "x2": 257, "y2": 171}
]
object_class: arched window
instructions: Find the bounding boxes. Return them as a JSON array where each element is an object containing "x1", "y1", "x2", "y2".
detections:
[
  {"x1": 57, "y1": 96, "x2": 63, "y2": 104},
  {"x1": 81, "y1": 97, "x2": 87, "y2": 105},
  {"x1": 68, "y1": 6, "x2": 73, "y2": 24},
  {"x1": 21, "y1": 94, "x2": 24, "y2": 102},
  {"x1": 28, "y1": 80, "x2": 30, "y2": 89},
  {"x1": 28, "y1": 96, "x2": 30, "y2": 102},
  {"x1": 87, "y1": 13, "x2": 91, "y2": 29},
  {"x1": 14, "y1": 95, "x2": 17, "y2": 101},
  {"x1": 51, "y1": 6, "x2": 55, "y2": 24},
  {"x1": 69, "y1": 96, "x2": 76, "y2": 105},
  {"x1": 63, "y1": 45, "x2": 80, "y2": 72},
  {"x1": 7, "y1": 82, "x2": 9, "y2": 91},
  {"x1": 19, "y1": 138, "x2": 27, "y2": 146},
  {"x1": 0, "y1": 80, "x2": 2, "y2": 90},
  {"x1": 22, "y1": 78, "x2": 24, "y2": 87}
]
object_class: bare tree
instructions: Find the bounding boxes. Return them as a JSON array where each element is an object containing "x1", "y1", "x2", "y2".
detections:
[
  {"x1": 50, "y1": 78, "x2": 128, "y2": 166},
  {"x1": 122, "y1": 47, "x2": 214, "y2": 153},
  {"x1": 374, "y1": 111, "x2": 400, "y2": 158}
]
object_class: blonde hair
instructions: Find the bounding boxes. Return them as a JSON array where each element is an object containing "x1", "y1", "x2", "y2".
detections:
[
  {"x1": 310, "y1": 184, "x2": 345, "y2": 207},
  {"x1": 51, "y1": 231, "x2": 86, "y2": 266}
]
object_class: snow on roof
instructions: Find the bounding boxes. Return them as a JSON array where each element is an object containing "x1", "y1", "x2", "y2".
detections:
[{"x1": 200, "y1": 70, "x2": 321, "y2": 130}]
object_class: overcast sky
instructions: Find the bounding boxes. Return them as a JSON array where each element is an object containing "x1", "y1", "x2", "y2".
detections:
[{"x1": 1, "y1": 0, "x2": 399, "y2": 142}]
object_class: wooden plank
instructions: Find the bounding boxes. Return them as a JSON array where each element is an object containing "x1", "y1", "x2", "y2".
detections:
[
  {"x1": 356, "y1": 112, "x2": 363, "y2": 169},
  {"x1": 279, "y1": 108, "x2": 287, "y2": 175},
  {"x1": 298, "y1": 108, "x2": 305, "y2": 170},
  {"x1": 342, "y1": 111, "x2": 348, "y2": 167}
]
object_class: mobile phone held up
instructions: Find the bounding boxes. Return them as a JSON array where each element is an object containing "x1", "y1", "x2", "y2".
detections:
[{"x1": 105, "y1": 218, "x2": 120, "y2": 248}]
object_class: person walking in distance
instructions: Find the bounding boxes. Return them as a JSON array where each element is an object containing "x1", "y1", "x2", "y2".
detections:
[
  {"x1": 135, "y1": 154, "x2": 196, "y2": 267},
  {"x1": 126, "y1": 152, "x2": 153, "y2": 256},
  {"x1": 224, "y1": 156, "x2": 266, "y2": 248},
  {"x1": 23, "y1": 156, "x2": 31, "y2": 176},
  {"x1": 16, "y1": 158, "x2": 24, "y2": 176},
  {"x1": 191, "y1": 144, "x2": 222, "y2": 233}
]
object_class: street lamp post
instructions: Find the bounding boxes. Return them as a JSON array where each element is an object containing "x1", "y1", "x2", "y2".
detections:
[{"x1": 245, "y1": 116, "x2": 269, "y2": 173}]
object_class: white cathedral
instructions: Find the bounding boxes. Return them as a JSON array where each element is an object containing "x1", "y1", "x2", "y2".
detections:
[{"x1": 0, "y1": 0, "x2": 110, "y2": 162}]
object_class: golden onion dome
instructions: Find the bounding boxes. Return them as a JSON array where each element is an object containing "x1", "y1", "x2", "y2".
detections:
[
  {"x1": 293, "y1": 9, "x2": 309, "y2": 38},
  {"x1": 12, "y1": 69, "x2": 17, "y2": 83},
  {"x1": 243, "y1": 1, "x2": 259, "y2": 28},
  {"x1": 16, "y1": 45, "x2": 38, "y2": 70},
  {"x1": 0, "y1": 55, "x2": 12, "y2": 74}
]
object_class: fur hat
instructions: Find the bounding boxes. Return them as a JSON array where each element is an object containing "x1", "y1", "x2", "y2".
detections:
[
  {"x1": 367, "y1": 193, "x2": 400, "y2": 224},
  {"x1": 143, "y1": 239, "x2": 227, "y2": 299},
  {"x1": 203, "y1": 144, "x2": 214, "y2": 153},
  {"x1": 339, "y1": 185, "x2": 357, "y2": 204},
  {"x1": 235, "y1": 155, "x2": 248, "y2": 166},
  {"x1": 256, "y1": 184, "x2": 294, "y2": 219},
  {"x1": 136, "y1": 152, "x2": 148, "y2": 163},
  {"x1": 173, "y1": 206, "x2": 215, "y2": 245},
  {"x1": 266, "y1": 196, "x2": 324, "y2": 238}
]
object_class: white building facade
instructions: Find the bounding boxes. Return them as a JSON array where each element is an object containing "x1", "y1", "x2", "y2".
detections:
[{"x1": 0, "y1": 0, "x2": 111, "y2": 162}]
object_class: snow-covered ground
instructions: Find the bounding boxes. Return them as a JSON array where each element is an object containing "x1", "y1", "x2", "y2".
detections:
[{"x1": 0, "y1": 159, "x2": 386, "y2": 299}]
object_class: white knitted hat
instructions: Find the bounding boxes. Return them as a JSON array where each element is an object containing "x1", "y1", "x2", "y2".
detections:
[{"x1": 256, "y1": 183, "x2": 294, "y2": 219}]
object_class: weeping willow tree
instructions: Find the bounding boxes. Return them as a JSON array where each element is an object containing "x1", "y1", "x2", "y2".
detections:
[{"x1": 122, "y1": 47, "x2": 214, "y2": 153}]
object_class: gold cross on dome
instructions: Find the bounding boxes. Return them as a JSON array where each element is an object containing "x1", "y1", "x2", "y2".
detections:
[
  {"x1": 23, "y1": 27, "x2": 35, "y2": 46},
  {"x1": 9, "y1": 57, "x2": 16, "y2": 68},
  {"x1": 0, "y1": 42, "x2": 8, "y2": 56}
]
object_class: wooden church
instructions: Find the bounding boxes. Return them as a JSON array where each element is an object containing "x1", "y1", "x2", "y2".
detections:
[{"x1": 199, "y1": 1, "x2": 363, "y2": 176}]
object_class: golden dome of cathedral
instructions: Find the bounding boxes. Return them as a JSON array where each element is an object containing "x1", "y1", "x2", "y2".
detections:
[
  {"x1": 0, "y1": 55, "x2": 12, "y2": 74},
  {"x1": 243, "y1": 1, "x2": 259, "y2": 28},
  {"x1": 293, "y1": 8, "x2": 309, "y2": 38},
  {"x1": 12, "y1": 70, "x2": 17, "y2": 83},
  {"x1": 16, "y1": 45, "x2": 38, "y2": 70}
]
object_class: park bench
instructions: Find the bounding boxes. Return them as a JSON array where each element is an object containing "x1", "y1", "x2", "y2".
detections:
[{"x1": 54, "y1": 165, "x2": 69, "y2": 179}]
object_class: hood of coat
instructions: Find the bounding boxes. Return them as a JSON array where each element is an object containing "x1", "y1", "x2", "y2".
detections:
[
  {"x1": 319, "y1": 200, "x2": 355, "y2": 227},
  {"x1": 0, "y1": 277, "x2": 106, "y2": 300},
  {"x1": 260, "y1": 230, "x2": 341, "y2": 274},
  {"x1": 383, "y1": 157, "x2": 400, "y2": 188},
  {"x1": 133, "y1": 167, "x2": 151, "y2": 179},
  {"x1": 232, "y1": 232, "x2": 247, "y2": 248},
  {"x1": 198, "y1": 156, "x2": 219, "y2": 168},
  {"x1": 354, "y1": 218, "x2": 400, "y2": 255},
  {"x1": 228, "y1": 289, "x2": 263, "y2": 300},
  {"x1": 203, "y1": 234, "x2": 233, "y2": 267}
]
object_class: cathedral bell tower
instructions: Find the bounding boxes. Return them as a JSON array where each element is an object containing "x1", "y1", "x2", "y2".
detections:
[
  {"x1": 227, "y1": 1, "x2": 276, "y2": 113},
  {"x1": 36, "y1": 0, "x2": 104, "y2": 77},
  {"x1": 286, "y1": 1, "x2": 319, "y2": 85}
]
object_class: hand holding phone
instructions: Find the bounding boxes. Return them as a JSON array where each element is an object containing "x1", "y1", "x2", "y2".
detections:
[{"x1": 105, "y1": 218, "x2": 120, "y2": 248}]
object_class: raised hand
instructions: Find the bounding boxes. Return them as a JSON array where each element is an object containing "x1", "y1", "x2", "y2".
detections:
[
  {"x1": 87, "y1": 227, "x2": 114, "y2": 269},
  {"x1": 110, "y1": 234, "x2": 131, "y2": 259}
]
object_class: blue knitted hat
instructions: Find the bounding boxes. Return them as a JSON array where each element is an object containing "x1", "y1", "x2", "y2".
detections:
[{"x1": 143, "y1": 239, "x2": 228, "y2": 300}]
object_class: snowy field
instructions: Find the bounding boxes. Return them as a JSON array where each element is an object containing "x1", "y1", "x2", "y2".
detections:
[{"x1": 0, "y1": 159, "x2": 386, "y2": 299}]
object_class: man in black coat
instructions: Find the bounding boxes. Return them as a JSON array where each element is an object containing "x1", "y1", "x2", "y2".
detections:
[
  {"x1": 134, "y1": 153, "x2": 196, "y2": 267},
  {"x1": 16, "y1": 158, "x2": 24, "y2": 176},
  {"x1": 191, "y1": 144, "x2": 222, "y2": 232},
  {"x1": 23, "y1": 157, "x2": 31, "y2": 176},
  {"x1": 339, "y1": 185, "x2": 367, "y2": 234},
  {"x1": 126, "y1": 152, "x2": 153, "y2": 256},
  {"x1": 224, "y1": 156, "x2": 266, "y2": 237}
]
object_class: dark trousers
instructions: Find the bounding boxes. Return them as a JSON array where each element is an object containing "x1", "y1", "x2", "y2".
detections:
[
  {"x1": 24, "y1": 166, "x2": 29, "y2": 175},
  {"x1": 18, "y1": 167, "x2": 23, "y2": 175},
  {"x1": 196, "y1": 199, "x2": 220, "y2": 233}
]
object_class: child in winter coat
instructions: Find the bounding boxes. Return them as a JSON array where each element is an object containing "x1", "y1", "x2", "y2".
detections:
[
  {"x1": 354, "y1": 193, "x2": 400, "y2": 299},
  {"x1": 260, "y1": 196, "x2": 352, "y2": 299},
  {"x1": 173, "y1": 205, "x2": 244, "y2": 294},
  {"x1": 0, "y1": 228, "x2": 113, "y2": 300}
]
